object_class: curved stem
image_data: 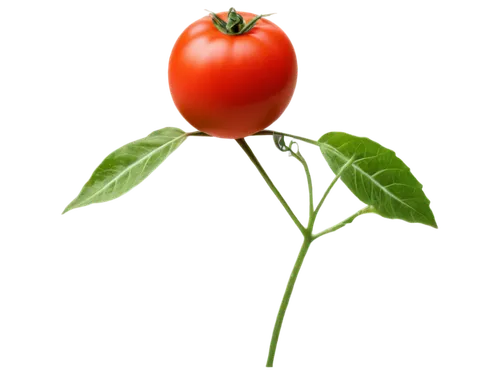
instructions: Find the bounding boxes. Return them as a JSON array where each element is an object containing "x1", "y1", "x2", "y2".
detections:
[
  {"x1": 266, "y1": 236, "x2": 312, "y2": 367},
  {"x1": 236, "y1": 138, "x2": 306, "y2": 235},
  {"x1": 187, "y1": 130, "x2": 321, "y2": 147},
  {"x1": 253, "y1": 130, "x2": 321, "y2": 147},
  {"x1": 313, "y1": 155, "x2": 356, "y2": 219},
  {"x1": 289, "y1": 149, "x2": 314, "y2": 228},
  {"x1": 312, "y1": 205, "x2": 375, "y2": 240},
  {"x1": 311, "y1": 176, "x2": 339, "y2": 229}
]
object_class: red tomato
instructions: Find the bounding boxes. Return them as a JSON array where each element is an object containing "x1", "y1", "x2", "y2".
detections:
[{"x1": 168, "y1": 10, "x2": 298, "y2": 139}]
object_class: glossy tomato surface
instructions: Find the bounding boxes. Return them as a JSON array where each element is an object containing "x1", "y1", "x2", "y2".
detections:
[{"x1": 168, "y1": 12, "x2": 297, "y2": 139}]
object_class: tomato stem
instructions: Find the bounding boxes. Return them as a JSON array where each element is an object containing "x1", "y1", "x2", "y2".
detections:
[
  {"x1": 266, "y1": 236, "x2": 312, "y2": 367},
  {"x1": 234, "y1": 139, "x2": 306, "y2": 234},
  {"x1": 253, "y1": 130, "x2": 321, "y2": 147},
  {"x1": 205, "y1": 8, "x2": 275, "y2": 36}
]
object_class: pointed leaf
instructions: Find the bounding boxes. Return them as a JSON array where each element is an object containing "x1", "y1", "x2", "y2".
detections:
[
  {"x1": 319, "y1": 132, "x2": 437, "y2": 228},
  {"x1": 63, "y1": 127, "x2": 187, "y2": 214}
]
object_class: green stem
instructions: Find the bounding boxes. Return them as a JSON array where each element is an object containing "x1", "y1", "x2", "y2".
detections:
[
  {"x1": 253, "y1": 130, "x2": 320, "y2": 147},
  {"x1": 289, "y1": 148, "x2": 314, "y2": 227},
  {"x1": 266, "y1": 236, "x2": 312, "y2": 367},
  {"x1": 186, "y1": 131, "x2": 211, "y2": 137},
  {"x1": 311, "y1": 176, "x2": 339, "y2": 231},
  {"x1": 187, "y1": 130, "x2": 320, "y2": 147},
  {"x1": 202, "y1": 132, "x2": 373, "y2": 366},
  {"x1": 312, "y1": 205, "x2": 375, "y2": 240},
  {"x1": 313, "y1": 155, "x2": 356, "y2": 219},
  {"x1": 205, "y1": 8, "x2": 275, "y2": 36},
  {"x1": 236, "y1": 138, "x2": 306, "y2": 235}
]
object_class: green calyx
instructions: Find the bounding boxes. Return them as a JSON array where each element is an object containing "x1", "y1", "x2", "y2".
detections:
[{"x1": 205, "y1": 7, "x2": 275, "y2": 35}]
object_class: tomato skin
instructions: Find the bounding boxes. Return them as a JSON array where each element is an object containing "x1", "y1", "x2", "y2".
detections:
[{"x1": 168, "y1": 12, "x2": 298, "y2": 139}]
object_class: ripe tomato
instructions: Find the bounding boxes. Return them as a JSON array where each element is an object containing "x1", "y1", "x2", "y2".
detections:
[{"x1": 168, "y1": 9, "x2": 298, "y2": 139}]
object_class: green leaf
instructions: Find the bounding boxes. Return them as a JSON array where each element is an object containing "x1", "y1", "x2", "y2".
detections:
[
  {"x1": 318, "y1": 132, "x2": 437, "y2": 228},
  {"x1": 63, "y1": 127, "x2": 187, "y2": 214}
]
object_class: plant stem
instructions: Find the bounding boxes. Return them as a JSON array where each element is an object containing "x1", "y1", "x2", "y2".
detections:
[
  {"x1": 289, "y1": 148, "x2": 314, "y2": 227},
  {"x1": 266, "y1": 236, "x2": 312, "y2": 367},
  {"x1": 313, "y1": 155, "x2": 356, "y2": 219},
  {"x1": 187, "y1": 129, "x2": 320, "y2": 147},
  {"x1": 312, "y1": 205, "x2": 375, "y2": 240},
  {"x1": 253, "y1": 130, "x2": 320, "y2": 147},
  {"x1": 236, "y1": 138, "x2": 306, "y2": 235},
  {"x1": 186, "y1": 131, "x2": 211, "y2": 137},
  {"x1": 311, "y1": 176, "x2": 339, "y2": 231},
  {"x1": 195, "y1": 131, "x2": 376, "y2": 366}
]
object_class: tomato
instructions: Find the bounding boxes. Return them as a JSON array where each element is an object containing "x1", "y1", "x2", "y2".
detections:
[{"x1": 168, "y1": 9, "x2": 298, "y2": 139}]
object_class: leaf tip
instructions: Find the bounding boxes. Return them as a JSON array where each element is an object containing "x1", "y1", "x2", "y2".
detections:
[
  {"x1": 59, "y1": 198, "x2": 78, "y2": 217},
  {"x1": 420, "y1": 220, "x2": 439, "y2": 230}
]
